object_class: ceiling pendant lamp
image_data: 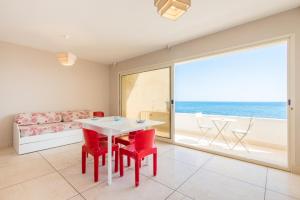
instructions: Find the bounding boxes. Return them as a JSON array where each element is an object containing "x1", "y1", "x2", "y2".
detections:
[
  {"x1": 154, "y1": 0, "x2": 191, "y2": 21},
  {"x1": 57, "y1": 52, "x2": 77, "y2": 66}
]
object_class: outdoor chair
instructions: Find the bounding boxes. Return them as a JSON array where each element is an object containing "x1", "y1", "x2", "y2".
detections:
[
  {"x1": 231, "y1": 118, "x2": 255, "y2": 152},
  {"x1": 195, "y1": 113, "x2": 213, "y2": 143}
]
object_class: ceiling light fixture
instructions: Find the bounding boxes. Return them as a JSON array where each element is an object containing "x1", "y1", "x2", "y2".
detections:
[
  {"x1": 57, "y1": 52, "x2": 77, "y2": 66},
  {"x1": 154, "y1": 0, "x2": 191, "y2": 21}
]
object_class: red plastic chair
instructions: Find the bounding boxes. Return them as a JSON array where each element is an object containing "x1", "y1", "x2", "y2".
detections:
[
  {"x1": 115, "y1": 130, "x2": 140, "y2": 167},
  {"x1": 93, "y1": 111, "x2": 108, "y2": 141},
  {"x1": 93, "y1": 111, "x2": 104, "y2": 117},
  {"x1": 120, "y1": 129, "x2": 157, "y2": 187},
  {"x1": 82, "y1": 128, "x2": 119, "y2": 182}
]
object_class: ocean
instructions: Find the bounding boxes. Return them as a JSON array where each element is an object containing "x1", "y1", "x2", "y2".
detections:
[{"x1": 175, "y1": 101, "x2": 287, "y2": 119}]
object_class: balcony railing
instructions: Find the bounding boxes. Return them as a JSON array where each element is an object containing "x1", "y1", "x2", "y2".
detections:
[
  {"x1": 175, "y1": 113, "x2": 287, "y2": 150},
  {"x1": 175, "y1": 113, "x2": 288, "y2": 167}
]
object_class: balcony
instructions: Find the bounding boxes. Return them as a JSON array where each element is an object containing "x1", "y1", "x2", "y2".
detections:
[{"x1": 175, "y1": 113, "x2": 288, "y2": 168}]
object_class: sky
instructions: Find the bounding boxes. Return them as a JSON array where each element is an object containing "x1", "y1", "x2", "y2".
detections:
[{"x1": 175, "y1": 42, "x2": 288, "y2": 102}]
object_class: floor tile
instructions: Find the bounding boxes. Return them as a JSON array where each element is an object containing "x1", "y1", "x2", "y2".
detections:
[
  {"x1": 0, "y1": 147, "x2": 44, "y2": 166},
  {"x1": 1, "y1": 141, "x2": 299, "y2": 200},
  {"x1": 140, "y1": 155, "x2": 199, "y2": 189},
  {"x1": 82, "y1": 170, "x2": 173, "y2": 200},
  {"x1": 155, "y1": 141, "x2": 175, "y2": 155},
  {"x1": 0, "y1": 150, "x2": 54, "y2": 189},
  {"x1": 40, "y1": 143, "x2": 83, "y2": 170},
  {"x1": 265, "y1": 190, "x2": 299, "y2": 200},
  {"x1": 0, "y1": 173, "x2": 78, "y2": 200},
  {"x1": 60, "y1": 159, "x2": 120, "y2": 193},
  {"x1": 0, "y1": 147, "x2": 23, "y2": 164},
  {"x1": 267, "y1": 168, "x2": 300, "y2": 199},
  {"x1": 203, "y1": 156, "x2": 267, "y2": 187},
  {"x1": 60, "y1": 162, "x2": 103, "y2": 192},
  {"x1": 69, "y1": 195, "x2": 85, "y2": 200},
  {"x1": 167, "y1": 191, "x2": 193, "y2": 200},
  {"x1": 178, "y1": 169, "x2": 265, "y2": 200},
  {"x1": 163, "y1": 145, "x2": 212, "y2": 167}
]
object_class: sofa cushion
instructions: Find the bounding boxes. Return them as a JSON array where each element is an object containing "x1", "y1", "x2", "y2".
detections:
[
  {"x1": 61, "y1": 110, "x2": 91, "y2": 122},
  {"x1": 19, "y1": 122, "x2": 83, "y2": 137},
  {"x1": 62, "y1": 121, "x2": 83, "y2": 131},
  {"x1": 15, "y1": 112, "x2": 62, "y2": 125}
]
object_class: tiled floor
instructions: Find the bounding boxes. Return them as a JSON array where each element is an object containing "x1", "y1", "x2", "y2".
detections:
[{"x1": 0, "y1": 141, "x2": 299, "y2": 200}]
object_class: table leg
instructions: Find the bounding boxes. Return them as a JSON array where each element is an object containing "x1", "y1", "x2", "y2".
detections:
[
  {"x1": 209, "y1": 121, "x2": 221, "y2": 145},
  {"x1": 231, "y1": 132, "x2": 249, "y2": 152},
  {"x1": 210, "y1": 121, "x2": 231, "y2": 149},
  {"x1": 107, "y1": 132, "x2": 112, "y2": 185},
  {"x1": 219, "y1": 121, "x2": 231, "y2": 148}
]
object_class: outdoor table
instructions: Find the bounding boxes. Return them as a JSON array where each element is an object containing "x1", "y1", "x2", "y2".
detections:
[{"x1": 209, "y1": 117, "x2": 236, "y2": 148}]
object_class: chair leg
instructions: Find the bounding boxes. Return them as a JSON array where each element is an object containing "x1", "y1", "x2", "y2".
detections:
[
  {"x1": 82, "y1": 149, "x2": 86, "y2": 174},
  {"x1": 153, "y1": 153, "x2": 157, "y2": 176},
  {"x1": 127, "y1": 155, "x2": 131, "y2": 167},
  {"x1": 114, "y1": 150, "x2": 119, "y2": 172},
  {"x1": 102, "y1": 154, "x2": 106, "y2": 166},
  {"x1": 120, "y1": 151, "x2": 124, "y2": 177},
  {"x1": 135, "y1": 158, "x2": 140, "y2": 187},
  {"x1": 94, "y1": 156, "x2": 99, "y2": 182}
]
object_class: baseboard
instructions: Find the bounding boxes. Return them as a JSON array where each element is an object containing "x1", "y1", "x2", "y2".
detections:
[{"x1": 291, "y1": 165, "x2": 300, "y2": 175}]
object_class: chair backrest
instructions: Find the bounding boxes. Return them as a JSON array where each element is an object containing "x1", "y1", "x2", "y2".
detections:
[
  {"x1": 129, "y1": 130, "x2": 142, "y2": 140},
  {"x1": 195, "y1": 113, "x2": 211, "y2": 127},
  {"x1": 93, "y1": 111, "x2": 104, "y2": 117},
  {"x1": 134, "y1": 129, "x2": 155, "y2": 152},
  {"x1": 83, "y1": 128, "x2": 100, "y2": 150},
  {"x1": 195, "y1": 113, "x2": 203, "y2": 124},
  {"x1": 246, "y1": 118, "x2": 255, "y2": 132}
]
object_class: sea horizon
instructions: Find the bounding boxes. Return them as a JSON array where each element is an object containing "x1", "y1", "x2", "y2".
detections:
[
  {"x1": 175, "y1": 101, "x2": 287, "y2": 119},
  {"x1": 176, "y1": 100, "x2": 286, "y2": 103}
]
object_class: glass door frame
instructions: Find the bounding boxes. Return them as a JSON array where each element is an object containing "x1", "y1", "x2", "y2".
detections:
[
  {"x1": 118, "y1": 65, "x2": 175, "y2": 142},
  {"x1": 172, "y1": 36, "x2": 295, "y2": 172},
  {"x1": 117, "y1": 34, "x2": 295, "y2": 172}
]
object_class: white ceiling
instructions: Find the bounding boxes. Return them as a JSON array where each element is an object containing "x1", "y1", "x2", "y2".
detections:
[{"x1": 0, "y1": 0, "x2": 299, "y2": 64}]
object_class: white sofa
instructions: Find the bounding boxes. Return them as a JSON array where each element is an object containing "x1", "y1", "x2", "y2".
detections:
[{"x1": 13, "y1": 111, "x2": 90, "y2": 154}]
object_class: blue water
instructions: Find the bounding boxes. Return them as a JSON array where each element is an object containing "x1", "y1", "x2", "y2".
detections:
[{"x1": 175, "y1": 101, "x2": 287, "y2": 119}]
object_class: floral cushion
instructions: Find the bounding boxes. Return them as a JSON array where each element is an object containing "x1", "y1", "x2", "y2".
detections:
[
  {"x1": 15, "y1": 112, "x2": 62, "y2": 125},
  {"x1": 62, "y1": 121, "x2": 83, "y2": 130},
  {"x1": 19, "y1": 122, "x2": 83, "y2": 137},
  {"x1": 61, "y1": 110, "x2": 91, "y2": 122}
]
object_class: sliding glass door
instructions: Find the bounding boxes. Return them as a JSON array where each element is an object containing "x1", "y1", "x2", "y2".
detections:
[
  {"x1": 120, "y1": 67, "x2": 171, "y2": 139},
  {"x1": 119, "y1": 39, "x2": 291, "y2": 170},
  {"x1": 174, "y1": 41, "x2": 289, "y2": 168}
]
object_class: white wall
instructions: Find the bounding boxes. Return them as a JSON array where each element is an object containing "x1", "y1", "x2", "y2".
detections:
[
  {"x1": 110, "y1": 8, "x2": 300, "y2": 173},
  {"x1": 0, "y1": 41, "x2": 110, "y2": 148}
]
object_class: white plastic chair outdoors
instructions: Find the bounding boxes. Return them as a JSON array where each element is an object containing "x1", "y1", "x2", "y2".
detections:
[
  {"x1": 231, "y1": 118, "x2": 255, "y2": 152},
  {"x1": 195, "y1": 113, "x2": 213, "y2": 143}
]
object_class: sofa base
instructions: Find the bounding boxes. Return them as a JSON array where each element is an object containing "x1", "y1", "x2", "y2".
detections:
[{"x1": 14, "y1": 123, "x2": 83, "y2": 154}]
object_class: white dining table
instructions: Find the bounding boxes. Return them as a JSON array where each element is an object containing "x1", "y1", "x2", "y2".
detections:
[{"x1": 76, "y1": 116, "x2": 164, "y2": 185}]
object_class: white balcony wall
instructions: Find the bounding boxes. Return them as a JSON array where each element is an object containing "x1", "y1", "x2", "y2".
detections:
[{"x1": 175, "y1": 113, "x2": 287, "y2": 149}]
